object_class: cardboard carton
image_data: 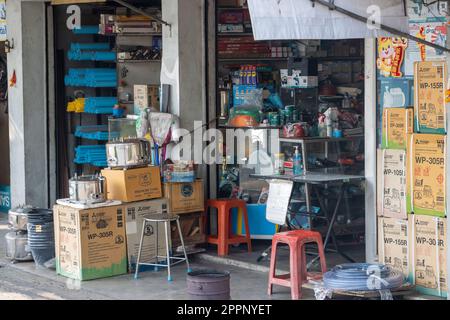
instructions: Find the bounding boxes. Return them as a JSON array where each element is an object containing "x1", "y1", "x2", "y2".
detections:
[
  {"x1": 163, "y1": 180, "x2": 204, "y2": 215},
  {"x1": 376, "y1": 149, "x2": 383, "y2": 216},
  {"x1": 414, "y1": 61, "x2": 447, "y2": 134},
  {"x1": 382, "y1": 108, "x2": 413, "y2": 149},
  {"x1": 377, "y1": 217, "x2": 411, "y2": 280},
  {"x1": 380, "y1": 78, "x2": 413, "y2": 108},
  {"x1": 134, "y1": 84, "x2": 160, "y2": 113},
  {"x1": 53, "y1": 204, "x2": 127, "y2": 281},
  {"x1": 171, "y1": 212, "x2": 206, "y2": 250},
  {"x1": 407, "y1": 133, "x2": 446, "y2": 217},
  {"x1": 381, "y1": 149, "x2": 408, "y2": 219},
  {"x1": 123, "y1": 199, "x2": 170, "y2": 271},
  {"x1": 102, "y1": 166, "x2": 162, "y2": 203},
  {"x1": 410, "y1": 215, "x2": 447, "y2": 298}
]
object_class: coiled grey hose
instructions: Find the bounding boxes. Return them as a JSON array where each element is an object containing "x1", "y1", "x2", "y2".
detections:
[{"x1": 323, "y1": 263, "x2": 404, "y2": 291}]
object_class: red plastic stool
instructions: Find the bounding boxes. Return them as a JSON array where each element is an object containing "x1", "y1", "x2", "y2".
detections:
[
  {"x1": 205, "y1": 199, "x2": 252, "y2": 256},
  {"x1": 267, "y1": 230, "x2": 327, "y2": 300}
]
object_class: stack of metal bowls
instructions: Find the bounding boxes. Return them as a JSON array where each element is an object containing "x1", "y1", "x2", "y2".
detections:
[{"x1": 5, "y1": 206, "x2": 34, "y2": 262}]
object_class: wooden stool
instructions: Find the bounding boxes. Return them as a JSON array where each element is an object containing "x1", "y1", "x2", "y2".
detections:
[
  {"x1": 205, "y1": 199, "x2": 252, "y2": 256},
  {"x1": 268, "y1": 230, "x2": 327, "y2": 300}
]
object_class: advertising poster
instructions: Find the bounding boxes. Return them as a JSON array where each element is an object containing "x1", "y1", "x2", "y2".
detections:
[
  {"x1": 377, "y1": 37, "x2": 408, "y2": 78},
  {"x1": 407, "y1": 0, "x2": 447, "y2": 22},
  {"x1": 405, "y1": 21, "x2": 447, "y2": 76}
]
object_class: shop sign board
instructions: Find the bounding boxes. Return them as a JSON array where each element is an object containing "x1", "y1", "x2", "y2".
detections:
[{"x1": 0, "y1": 185, "x2": 10, "y2": 213}]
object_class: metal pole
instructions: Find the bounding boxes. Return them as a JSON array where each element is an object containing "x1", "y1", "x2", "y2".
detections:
[
  {"x1": 310, "y1": 0, "x2": 450, "y2": 53},
  {"x1": 111, "y1": 0, "x2": 171, "y2": 27}
]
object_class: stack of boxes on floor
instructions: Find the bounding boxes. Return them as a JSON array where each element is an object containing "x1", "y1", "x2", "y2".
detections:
[
  {"x1": 53, "y1": 164, "x2": 205, "y2": 281},
  {"x1": 379, "y1": 61, "x2": 447, "y2": 297},
  {"x1": 163, "y1": 162, "x2": 205, "y2": 252}
]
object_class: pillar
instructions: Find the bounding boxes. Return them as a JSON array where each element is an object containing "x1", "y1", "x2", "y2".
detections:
[{"x1": 7, "y1": 0, "x2": 49, "y2": 208}]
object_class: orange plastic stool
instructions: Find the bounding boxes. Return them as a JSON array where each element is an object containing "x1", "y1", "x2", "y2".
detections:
[
  {"x1": 267, "y1": 230, "x2": 327, "y2": 300},
  {"x1": 205, "y1": 199, "x2": 252, "y2": 256}
]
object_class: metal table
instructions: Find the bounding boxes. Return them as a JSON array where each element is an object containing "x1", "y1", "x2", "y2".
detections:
[{"x1": 250, "y1": 172, "x2": 365, "y2": 267}]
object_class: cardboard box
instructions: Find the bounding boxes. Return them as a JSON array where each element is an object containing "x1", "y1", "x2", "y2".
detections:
[
  {"x1": 102, "y1": 166, "x2": 162, "y2": 203},
  {"x1": 381, "y1": 107, "x2": 413, "y2": 149},
  {"x1": 381, "y1": 149, "x2": 408, "y2": 219},
  {"x1": 124, "y1": 199, "x2": 170, "y2": 271},
  {"x1": 171, "y1": 211, "x2": 206, "y2": 250},
  {"x1": 232, "y1": 85, "x2": 261, "y2": 106},
  {"x1": 407, "y1": 134, "x2": 446, "y2": 217},
  {"x1": 414, "y1": 61, "x2": 447, "y2": 134},
  {"x1": 411, "y1": 215, "x2": 447, "y2": 297},
  {"x1": 376, "y1": 149, "x2": 383, "y2": 216},
  {"x1": 280, "y1": 69, "x2": 318, "y2": 88},
  {"x1": 163, "y1": 180, "x2": 204, "y2": 215},
  {"x1": 134, "y1": 85, "x2": 160, "y2": 112},
  {"x1": 53, "y1": 204, "x2": 127, "y2": 280},
  {"x1": 380, "y1": 78, "x2": 413, "y2": 108},
  {"x1": 377, "y1": 217, "x2": 410, "y2": 280}
]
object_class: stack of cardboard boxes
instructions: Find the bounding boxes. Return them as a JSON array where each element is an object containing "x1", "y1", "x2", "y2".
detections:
[
  {"x1": 54, "y1": 165, "x2": 205, "y2": 281},
  {"x1": 163, "y1": 180, "x2": 206, "y2": 251},
  {"x1": 379, "y1": 61, "x2": 448, "y2": 298}
]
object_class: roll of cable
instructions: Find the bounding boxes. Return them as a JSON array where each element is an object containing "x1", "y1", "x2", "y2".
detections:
[{"x1": 323, "y1": 263, "x2": 404, "y2": 291}]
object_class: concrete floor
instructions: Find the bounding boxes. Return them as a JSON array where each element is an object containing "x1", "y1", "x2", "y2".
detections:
[
  {"x1": 0, "y1": 216, "x2": 310, "y2": 300},
  {"x1": 0, "y1": 215, "x2": 435, "y2": 300}
]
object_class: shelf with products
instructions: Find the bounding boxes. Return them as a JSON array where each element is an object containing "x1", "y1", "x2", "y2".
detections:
[
  {"x1": 217, "y1": 32, "x2": 255, "y2": 37},
  {"x1": 114, "y1": 12, "x2": 163, "y2": 116},
  {"x1": 279, "y1": 134, "x2": 364, "y2": 173},
  {"x1": 213, "y1": 3, "x2": 365, "y2": 233}
]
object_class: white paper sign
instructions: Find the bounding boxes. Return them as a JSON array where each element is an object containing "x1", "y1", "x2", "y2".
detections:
[{"x1": 266, "y1": 180, "x2": 293, "y2": 225}]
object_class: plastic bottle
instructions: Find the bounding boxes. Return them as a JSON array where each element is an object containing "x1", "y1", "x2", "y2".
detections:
[
  {"x1": 251, "y1": 65, "x2": 257, "y2": 85},
  {"x1": 293, "y1": 146, "x2": 303, "y2": 175}
]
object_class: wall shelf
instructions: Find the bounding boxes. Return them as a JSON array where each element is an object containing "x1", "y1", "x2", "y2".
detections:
[{"x1": 218, "y1": 57, "x2": 288, "y2": 62}]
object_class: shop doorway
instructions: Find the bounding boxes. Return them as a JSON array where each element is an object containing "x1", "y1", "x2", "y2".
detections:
[{"x1": 211, "y1": 1, "x2": 368, "y2": 267}]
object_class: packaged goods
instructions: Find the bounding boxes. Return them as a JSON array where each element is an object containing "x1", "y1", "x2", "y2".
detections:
[
  {"x1": 382, "y1": 107, "x2": 413, "y2": 149},
  {"x1": 163, "y1": 180, "x2": 204, "y2": 216},
  {"x1": 378, "y1": 217, "x2": 410, "y2": 280},
  {"x1": 411, "y1": 215, "x2": 447, "y2": 297},
  {"x1": 414, "y1": 61, "x2": 447, "y2": 134},
  {"x1": 381, "y1": 149, "x2": 408, "y2": 219},
  {"x1": 407, "y1": 134, "x2": 445, "y2": 217},
  {"x1": 102, "y1": 166, "x2": 162, "y2": 202},
  {"x1": 54, "y1": 204, "x2": 127, "y2": 280}
]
